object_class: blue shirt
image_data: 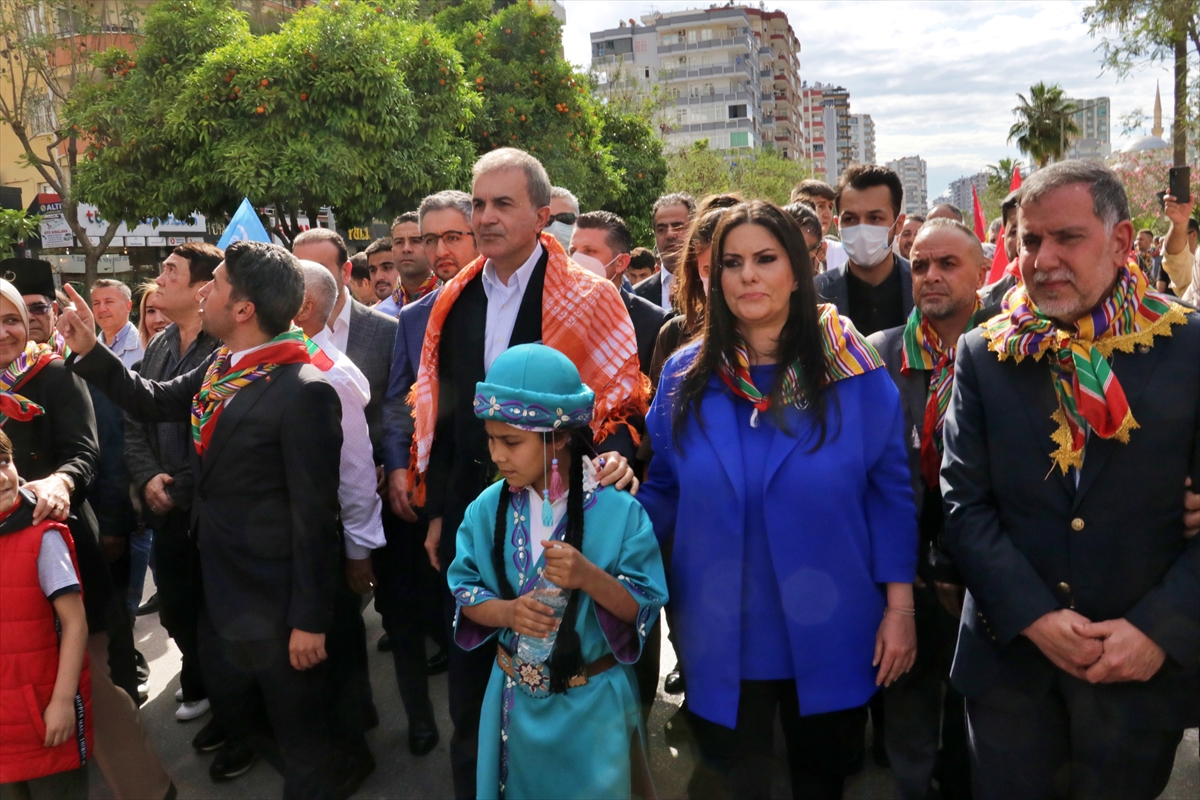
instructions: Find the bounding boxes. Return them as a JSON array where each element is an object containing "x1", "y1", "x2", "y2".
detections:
[{"x1": 738, "y1": 365, "x2": 795, "y2": 680}]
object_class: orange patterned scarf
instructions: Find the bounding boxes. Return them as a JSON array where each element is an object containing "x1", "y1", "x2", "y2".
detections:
[{"x1": 408, "y1": 233, "x2": 648, "y2": 504}]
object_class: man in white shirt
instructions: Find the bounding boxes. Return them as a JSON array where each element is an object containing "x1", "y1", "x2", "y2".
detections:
[
  {"x1": 791, "y1": 179, "x2": 849, "y2": 273},
  {"x1": 91, "y1": 279, "x2": 143, "y2": 368}
]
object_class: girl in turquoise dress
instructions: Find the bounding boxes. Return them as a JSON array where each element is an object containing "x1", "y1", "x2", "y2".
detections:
[{"x1": 448, "y1": 344, "x2": 668, "y2": 800}]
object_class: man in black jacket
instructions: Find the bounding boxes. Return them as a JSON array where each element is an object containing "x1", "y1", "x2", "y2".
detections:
[
  {"x1": 942, "y1": 161, "x2": 1200, "y2": 800},
  {"x1": 634, "y1": 192, "x2": 694, "y2": 311},
  {"x1": 58, "y1": 242, "x2": 345, "y2": 800}
]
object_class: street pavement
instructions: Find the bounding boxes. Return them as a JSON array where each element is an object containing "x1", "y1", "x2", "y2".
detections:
[{"x1": 95, "y1": 581, "x2": 1199, "y2": 799}]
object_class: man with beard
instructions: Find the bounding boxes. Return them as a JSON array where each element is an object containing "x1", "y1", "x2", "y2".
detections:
[
  {"x1": 942, "y1": 160, "x2": 1200, "y2": 800},
  {"x1": 362, "y1": 239, "x2": 399, "y2": 317},
  {"x1": 375, "y1": 212, "x2": 438, "y2": 318},
  {"x1": 867, "y1": 219, "x2": 988, "y2": 800}
]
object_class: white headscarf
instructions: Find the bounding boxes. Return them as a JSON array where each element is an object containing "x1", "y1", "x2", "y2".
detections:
[{"x1": 0, "y1": 279, "x2": 30, "y2": 337}]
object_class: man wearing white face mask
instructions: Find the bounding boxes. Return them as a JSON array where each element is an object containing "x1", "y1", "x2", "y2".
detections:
[
  {"x1": 815, "y1": 164, "x2": 912, "y2": 337},
  {"x1": 571, "y1": 211, "x2": 670, "y2": 375},
  {"x1": 544, "y1": 186, "x2": 579, "y2": 251}
]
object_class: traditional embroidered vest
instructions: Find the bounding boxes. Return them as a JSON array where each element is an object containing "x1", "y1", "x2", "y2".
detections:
[{"x1": 0, "y1": 520, "x2": 92, "y2": 783}]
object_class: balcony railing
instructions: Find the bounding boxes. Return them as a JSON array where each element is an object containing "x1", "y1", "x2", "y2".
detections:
[{"x1": 658, "y1": 33, "x2": 756, "y2": 56}]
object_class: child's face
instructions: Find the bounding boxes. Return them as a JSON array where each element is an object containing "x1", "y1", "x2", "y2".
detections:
[
  {"x1": 0, "y1": 452, "x2": 19, "y2": 515},
  {"x1": 484, "y1": 420, "x2": 566, "y2": 489}
]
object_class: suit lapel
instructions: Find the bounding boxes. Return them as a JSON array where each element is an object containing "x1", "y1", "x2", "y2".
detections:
[
  {"x1": 1011, "y1": 356, "x2": 1076, "y2": 497},
  {"x1": 346, "y1": 301, "x2": 370, "y2": 361},
  {"x1": 764, "y1": 404, "x2": 813, "y2": 489},
  {"x1": 699, "y1": 376, "x2": 745, "y2": 510},
  {"x1": 899, "y1": 259, "x2": 914, "y2": 317},
  {"x1": 1072, "y1": 344, "x2": 1165, "y2": 509},
  {"x1": 199, "y1": 375, "x2": 275, "y2": 481}
]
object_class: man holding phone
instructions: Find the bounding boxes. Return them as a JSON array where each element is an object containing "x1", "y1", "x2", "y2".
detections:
[{"x1": 1159, "y1": 167, "x2": 1194, "y2": 297}]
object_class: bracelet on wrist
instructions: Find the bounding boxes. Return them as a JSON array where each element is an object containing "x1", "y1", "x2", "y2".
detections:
[{"x1": 885, "y1": 606, "x2": 916, "y2": 617}]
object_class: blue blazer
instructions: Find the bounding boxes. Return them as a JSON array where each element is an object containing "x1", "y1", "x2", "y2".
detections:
[
  {"x1": 637, "y1": 345, "x2": 917, "y2": 727},
  {"x1": 381, "y1": 288, "x2": 440, "y2": 475}
]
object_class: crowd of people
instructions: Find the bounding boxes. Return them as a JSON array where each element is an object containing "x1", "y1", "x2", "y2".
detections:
[{"x1": 0, "y1": 147, "x2": 1198, "y2": 800}]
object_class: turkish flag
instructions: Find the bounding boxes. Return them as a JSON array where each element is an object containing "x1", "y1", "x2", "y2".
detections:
[
  {"x1": 972, "y1": 185, "x2": 987, "y2": 242},
  {"x1": 987, "y1": 226, "x2": 1012, "y2": 283}
]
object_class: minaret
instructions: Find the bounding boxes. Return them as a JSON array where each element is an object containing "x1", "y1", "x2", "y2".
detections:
[{"x1": 1151, "y1": 81, "x2": 1163, "y2": 138}]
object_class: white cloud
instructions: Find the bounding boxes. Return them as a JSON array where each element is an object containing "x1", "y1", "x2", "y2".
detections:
[{"x1": 560, "y1": 0, "x2": 1180, "y2": 197}]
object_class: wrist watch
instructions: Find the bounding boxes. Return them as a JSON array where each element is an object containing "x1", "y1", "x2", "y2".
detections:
[{"x1": 51, "y1": 472, "x2": 76, "y2": 494}]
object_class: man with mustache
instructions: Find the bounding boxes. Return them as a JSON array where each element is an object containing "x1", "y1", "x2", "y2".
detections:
[
  {"x1": 868, "y1": 219, "x2": 988, "y2": 800},
  {"x1": 634, "y1": 192, "x2": 694, "y2": 311},
  {"x1": 941, "y1": 161, "x2": 1200, "y2": 800}
]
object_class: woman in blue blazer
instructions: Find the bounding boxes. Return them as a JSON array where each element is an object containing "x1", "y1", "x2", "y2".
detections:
[{"x1": 638, "y1": 200, "x2": 918, "y2": 800}]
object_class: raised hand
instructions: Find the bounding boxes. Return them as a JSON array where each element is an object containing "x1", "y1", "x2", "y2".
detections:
[{"x1": 55, "y1": 284, "x2": 98, "y2": 357}]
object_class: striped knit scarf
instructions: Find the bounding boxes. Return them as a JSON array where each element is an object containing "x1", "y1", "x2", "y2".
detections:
[
  {"x1": 408, "y1": 233, "x2": 648, "y2": 505},
  {"x1": 984, "y1": 262, "x2": 1188, "y2": 473},
  {"x1": 393, "y1": 273, "x2": 441, "y2": 309},
  {"x1": 0, "y1": 342, "x2": 60, "y2": 425},
  {"x1": 716, "y1": 303, "x2": 883, "y2": 427},
  {"x1": 190, "y1": 327, "x2": 317, "y2": 456},
  {"x1": 900, "y1": 302, "x2": 984, "y2": 487}
]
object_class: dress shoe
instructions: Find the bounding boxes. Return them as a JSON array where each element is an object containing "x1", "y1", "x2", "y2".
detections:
[
  {"x1": 136, "y1": 592, "x2": 160, "y2": 616},
  {"x1": 663, "y1": 669, "x2": 686, "y2": 695},
  {"x1": 135, "y1": 650, "x2": 151, "y2": 683},
  {"x1": 333, "y1": 750, "x2": 376, "y2": 800},
  {"x1": 210, "y1": 739, "x2": 257, "y2": 782},
  {"x1": 176, "y1": 698, "x2": 211, "y2": 722},
  {"x1": 376, "y1": 633, "x2": 392, "y2": 652},
  {"x1": 137, "y1": 683, "x2": 149, "y2": 707},
  {"x1": 191, "y1": 718, "x2": 227, "y2": 753},
  {"x1": 174, "y1": 688, "x2": 184, "y2": 703},
  {"x1": 426, "y1": 648, "x2": 449, "y2": 675},
  {"x1": 408, "y1": 719, "x2": 440, "y2": 756}
]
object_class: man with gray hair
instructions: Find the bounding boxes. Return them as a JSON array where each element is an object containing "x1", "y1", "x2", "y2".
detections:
[
  {"x1": 941, "y1": 160, "x2": 1200, "y2": 799},
  {"x1": 545, "y1": 185, "x2": 579, "y2": 250},
  {"x1": 91, "y1": 278, "x2": 143, "y2": 368},
  {"x1": 404, "y1": 147, "x2": 645, "y2": 798}
]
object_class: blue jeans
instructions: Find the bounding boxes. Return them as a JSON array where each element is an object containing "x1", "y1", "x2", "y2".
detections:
[{"x1": 127, "y1": 528, "x2": 156, "y2": 617}]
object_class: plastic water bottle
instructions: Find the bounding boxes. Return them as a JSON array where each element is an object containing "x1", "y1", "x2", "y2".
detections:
[{"x1": 516, "y1": 574, "x2": 570, "y2": 664}]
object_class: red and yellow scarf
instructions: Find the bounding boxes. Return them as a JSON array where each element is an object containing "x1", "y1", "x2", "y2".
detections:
[
  {"x1": 0, "y1": 342, "x2": 60, "y2": 424},
  {"x1": 901, "y1": 302, "x2": 985, "y2": 487},
  {"x1": 408, "y1": 233, "x2": 648, "y2": 504},
  {"x1": 190, "y1": 327, "x2": 319, "y2": 456},
  {"x1": 393, "y1": 273, "x2": 442, "y2": 309},
  {"x1": 984, "y1": 262, "x2": 1188, "y2": 473},
  {"x1": 717, "y1": 304, "x2": 882, "y2": 427}
]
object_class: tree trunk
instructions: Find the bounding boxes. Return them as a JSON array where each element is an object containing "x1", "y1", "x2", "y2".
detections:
[{"x1": 1172, "y1": 32, "x2": 1187, "y2": 167}]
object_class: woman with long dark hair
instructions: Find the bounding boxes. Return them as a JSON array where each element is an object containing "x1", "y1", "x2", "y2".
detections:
[{"x1": 638, "y1": 201, "x2": 917, "y2": 800}]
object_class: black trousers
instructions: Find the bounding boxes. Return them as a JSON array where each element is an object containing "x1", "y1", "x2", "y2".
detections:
[
  {"x1": 198, "y1": 607, "x2": 339, "y2": 800},
  {"x1": 688, "y1": 680, "x2": 867, "y2": 800},
  {"x1": 325, "y1": 567, "x2": 374, "y2": 761},
  {"x1": 883, "y1": 583, "x2": 971, "y2": 800},
  {"x1": 154, "y1": 508, "x2": 207, "y2": 702},
  {"x1": 371, "y1": 511, "x2": 438, "y2": 728},
  {"x1": 440, "y1": 564, "x2": 497, "y2": 800},
  {"x1": 965, "y1": 672, "x2": 1183, "y2": 800}
]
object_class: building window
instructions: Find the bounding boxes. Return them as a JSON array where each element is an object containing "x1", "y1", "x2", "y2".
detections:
[
  {"x1": 700, "y1": 28, "x2": 713, "y2": 41},
  {"x1": 634, "y1": 39, "x2": 648, "y2": 53},
  {"x1": 730, "y1": 132, "x2": 750, "y2": 147},
  {"x1": 814, "y1": 144, "x2": 824, "y2": 153},
  {"x1": 705, "y1": 83, "x2": 715, "y2": 96},
  {"x1": 645, "y1": 67, "x2": 650, "y2": 78},
  {"x1": 729, "y1": 104, "x2": 747, "y2": 119}
]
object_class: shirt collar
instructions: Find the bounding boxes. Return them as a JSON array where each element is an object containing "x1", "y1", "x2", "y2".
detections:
[
  {"x1": 312, "y1": 328, "x2": 341, "y2": 357},
  {"x1": 482, "y1": 242, "x2": 543, "y2": 295},
  {"x1": 105, "y1": 321, "x2": 136, "y2": 351},
  {"x1": 227, "y1": 339, "x2": 277, "y2": 369},
  {"x1": 329, "y1": 293, "x2": 352, "y2": 332}
]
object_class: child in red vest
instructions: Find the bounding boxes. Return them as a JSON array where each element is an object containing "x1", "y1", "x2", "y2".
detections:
[{"x1": 0, "y1": 428, "x2": 91, "y2": 798}]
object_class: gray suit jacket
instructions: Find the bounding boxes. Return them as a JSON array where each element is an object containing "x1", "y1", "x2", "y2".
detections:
[
  {"x1": 867, "y1": 325, "x2": 926, "y2": 517},
  {"x1": 814, "y1": 255, "x2": 913, "y2": 325},
  {"x1": 346, "y1": 298, "x2": 398, "y2": 460}
]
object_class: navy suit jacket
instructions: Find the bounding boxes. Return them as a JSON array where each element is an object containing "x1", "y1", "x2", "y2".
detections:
[
  {"x1": 381, "y1": 288, "x2": 440, "y2": 475},
  {"x1": 941, "y1": 312, "x2": 1200, "y2": 729}
]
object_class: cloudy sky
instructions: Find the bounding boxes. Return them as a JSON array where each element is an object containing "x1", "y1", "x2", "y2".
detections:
[{"x1": 559, "y1": 0, "x2": 1180, "y2": 198}]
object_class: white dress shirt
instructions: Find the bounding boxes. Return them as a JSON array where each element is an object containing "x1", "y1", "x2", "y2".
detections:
[
  {"x1": 103, "y1": 321, "x2": 144, "y2": 369},
  {"x1": 312, "y1": 329, "x2": 385, "y2": 559},
  {"x1": 825, "y1": 239, "x2": 849, "y2": 273},
  {"x1": 327, "y1": 293, "x2": 353, "y2": 354},
  {"x1": 481, "y1": 242, "x2": 543, "y2": 372},
  {"x1": 659, "y1": 269, "x2": 675, "y2": 311}
]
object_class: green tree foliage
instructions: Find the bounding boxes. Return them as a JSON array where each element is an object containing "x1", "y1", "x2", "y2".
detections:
[
  {"x1": 433, "y1": 0, "x2": 619, "y2": 210},
  {"x1": 596, "y1": 102, "x2": 667, "y2": 248},
  {"x1": 666, "y1": 140, "x2": 815, "y2": 207},
  {"x1": 0, "y1": 209, "x2": 43, "y2": 259},
  {"x1": 665, "y1": 140, "x2": 731, "y2": 199},
  {"x1": 71, "y1": 0, "x2": 479, "y2": 244},
  {"x1": 1084, "y1": 0, "x2": 1199, "y2": 166},
  {"x1": 1008, "y1": 82, "x2": 1081, "y2": 168}
]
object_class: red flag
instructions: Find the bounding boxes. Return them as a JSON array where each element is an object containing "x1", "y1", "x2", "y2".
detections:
[
  {"x1": 1010, "y1": 165, "x2": 1022, "y2": 192},
  {"x1": 987, "y1": 225, "x2": 1011, "y2": 283},
  {"x1": 972, "y1": 185, "x2": 986, "y2": 241}
]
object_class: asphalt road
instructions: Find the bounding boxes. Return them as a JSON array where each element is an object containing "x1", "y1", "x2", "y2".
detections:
[{"x1": 94, "y1": 583, "x2": 1199, "y2": 799}]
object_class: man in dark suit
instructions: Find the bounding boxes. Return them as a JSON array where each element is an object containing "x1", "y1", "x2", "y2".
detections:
[
  {"x1": 868, "y1": 219, "x2": 989, "y2": 800},
  {"x1": 942, "y1": 161, "x2": 1200, "y2": 800},
  {"x1": 570, "y1": 211, "x2": 670, "y2": 375},
  {"x1": 977, "y1": 190, "x2": 1022, "y2": 318},
  {"x1": 815, "y1": 164, "x2": 912, "y2": 337},
  {"x1": 57, "y1": 242, "x2": 345, "y2": 800},
  {"x1": 633, "y1": 192, "x2": 695, "y2": 312}
]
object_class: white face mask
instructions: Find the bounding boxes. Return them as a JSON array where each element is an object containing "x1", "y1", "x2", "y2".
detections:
[
  {"x1": 545, "y1": 222, "x2": 574, "y2": 251},
  {"x1": 840, "y1": 220, "x2": 896, "y2": 268},
  {"x1": 570, "y1": 251, "x2": 613, "y2": 278}
]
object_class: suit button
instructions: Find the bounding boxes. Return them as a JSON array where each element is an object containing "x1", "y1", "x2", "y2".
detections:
[
  {"x1": 1071, "y1": 518, "x2": 1085, "y2": 531},
  {"x1": 1056, "y1": 582, "x2": 1071, "y2": 595}
]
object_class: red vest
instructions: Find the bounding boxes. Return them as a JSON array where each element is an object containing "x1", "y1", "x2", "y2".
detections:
[{"x1": 0, "y1": 520, "x2": 92, "y2": 783}]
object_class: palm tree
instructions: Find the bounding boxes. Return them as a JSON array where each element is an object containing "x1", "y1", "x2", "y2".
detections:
[
  {"x1": 1007, "y1": 82, "x2": 1081, "y2": 168},
  {"x1": 986, "y1": 158, "x2": 1022, "y2": 193}
]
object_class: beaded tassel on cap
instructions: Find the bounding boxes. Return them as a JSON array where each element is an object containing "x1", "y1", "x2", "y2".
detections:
[
  {"x1": 549, "y1": 457, "x2": 565, "y2": 502},
  {"x1": 541, "y1": 433, "x2": 554, "y2": 528}
]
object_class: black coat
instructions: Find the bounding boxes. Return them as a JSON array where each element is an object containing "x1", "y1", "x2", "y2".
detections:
[
  {"x1": 6, "y1": 359, "x2": 112, "y2": 632},
  {"x1": 941, "y1": 312, "x2": 1200, "y2": 729},
  {"x1": 632, "y1": 271, "x2": 668, "y2": 310},
  {"x1": 621, "y1": 285, "x2": 671, "y2": 376},
  {"x1": 70, "y1": 344, "x2": 344, "y2": 641}
]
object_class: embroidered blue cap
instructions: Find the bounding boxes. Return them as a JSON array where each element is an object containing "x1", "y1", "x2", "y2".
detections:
[{"x1": 474, "y1": 343, "x2": 594, "y2": 432}]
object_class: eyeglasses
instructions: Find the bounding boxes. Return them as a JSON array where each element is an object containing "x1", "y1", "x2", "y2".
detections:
[
  {"x1": 26, "y1": 302, "x2": 51, "y2": 316},
  {"x1": 548, "y1": 213, "x2": 576, "y2": 226},
  {"x1": 421, "y1": 230, "x2": 475, "y2": 249}
]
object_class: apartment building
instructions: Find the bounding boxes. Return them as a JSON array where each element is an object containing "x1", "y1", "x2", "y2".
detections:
[
  {"x1": 590, "y1": 4, "x2": 805, "y2": 158},
  {"x1": 885, "y1": 155, "x2": 928, "y2": 216},
  {"x1": 1063, "y1": 96, "x2": 1111, "y2": 161},
  {"x1": 948, "y1": 172, "x2": 989, "y2": 215},
  {"x1": 848, "y1": 113, "x2": 876, "y2": 166}
]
